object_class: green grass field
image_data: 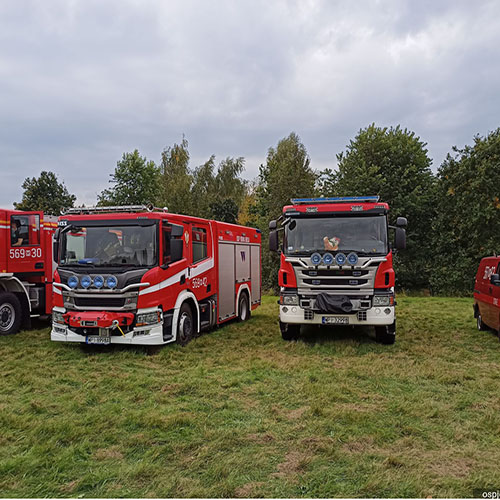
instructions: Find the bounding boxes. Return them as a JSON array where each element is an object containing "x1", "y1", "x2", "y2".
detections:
[{"x1": 1, "y1": 296, "x2": 500, "y2": 498}]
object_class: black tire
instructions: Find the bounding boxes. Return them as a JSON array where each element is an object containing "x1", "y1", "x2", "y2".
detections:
[
  {"x1": 280, "y1": 321, "x2": 300, "y2": 341},
  {"x1": 477, "y1": 311, "x2": 489, "y2": 331},
  {"x1": 238, "y1": 293, "x2": 250, "y2": 322},
  {"x1": 176, "y1": 303, "x2": 194, "y2": 346},
  {"x1": 375, "y1": 321, "x2": 396, "y2": 345},
  {"x1": 0, "y1": 292, "x2": 22, "y2": 335}
]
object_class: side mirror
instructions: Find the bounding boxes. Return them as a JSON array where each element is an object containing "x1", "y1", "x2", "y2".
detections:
[
  {"x1": 394, "y1": 227, "x2": 406, "y2": 250},
  {"x1": 53, "y1": 228, "x2": 60, "y2": 262},
  {"x1": 490, "y1": 274, "x2": 500, "y2": 286},
  {"x1": 170, "y1": 238, "x2": 183, "y2": 263},
  {"x1": 269, "y1": 230, "x2": 279, "y2": 252},
  {"x1": 396, "y1": 217, "x2": 408, "y2": 228},
  {"x1": 170, "y1": 223, "x2": 183, "y2": 237},
  {"x1": 269, "y1": 220, "x2": 277, "y2": 231}
]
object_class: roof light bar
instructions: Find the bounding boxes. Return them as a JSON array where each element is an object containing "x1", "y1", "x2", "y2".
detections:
[{"x1": 290, "y1": 196, "x2": 380, "y2": 205}]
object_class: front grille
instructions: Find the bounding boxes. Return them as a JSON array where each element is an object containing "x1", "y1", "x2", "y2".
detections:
[
  {"x1": 357, "y1": 311, "x2": 367, "y2": 321},
  {"x1": 74, "y1": 296, "x2": 126, "y2": 308},
  {"x1": 303, "y1": 278, "x2": 368, "y2": 286},
  {"x1": 304, "y1": 310, "x2": 314, "y2": 320}
]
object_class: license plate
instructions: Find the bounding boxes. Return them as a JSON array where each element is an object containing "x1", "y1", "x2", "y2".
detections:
[
  {"x1": 86, "y1": 336, "x2": 110, "y2": 345},
  {"x1": 322, "y1": 316, "x2": 349, "y2": 325}
]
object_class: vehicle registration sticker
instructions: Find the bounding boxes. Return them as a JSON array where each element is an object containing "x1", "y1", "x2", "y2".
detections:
[
  {"x1": 322, "y1": 316, "x2": 349, "y2": 325},
  {"x1": 86, "y1": 336, "x2": 111, "y2": 345}
]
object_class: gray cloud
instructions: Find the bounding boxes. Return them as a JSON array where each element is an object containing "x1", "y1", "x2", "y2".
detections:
[{"x1": 1, "y1": 0, "x2": 499, "y2": 207}]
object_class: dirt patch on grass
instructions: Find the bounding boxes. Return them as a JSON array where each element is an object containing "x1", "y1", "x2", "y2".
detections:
[
  {"x1": 273, "y1": 451, "x2": 311, "y2": 481},
  {"x1": 342, "y1": 436, "x2": 376, "y2": 454},
  {"x1": 287, "y1": 406, "x2": 309, "y2": 419},
  {"x1": 94, "y1": 446, "x2": 124, "y2": 460},
  {"x1": 60, "y1": 479, "x2": 80, "y2": 494},
  {"x1": 247, "y1": 432, "x2": 275, "y2": 444},
  {"x1": 234, "y1": 481, "x2": 264, "y2": 497}
]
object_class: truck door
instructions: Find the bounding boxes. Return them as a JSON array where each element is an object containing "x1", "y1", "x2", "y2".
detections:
[
  {"x1": 8, "y1": 212, "x2": 44, "y2": 275},
  {"x1": 189, "y1": 223, "x2": 214, "y2": 302}
]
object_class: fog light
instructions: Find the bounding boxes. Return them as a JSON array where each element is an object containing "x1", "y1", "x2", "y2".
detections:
[
  {"x1": 384, "y1": 308, "x2": 391, "y2": 315},
  {"x1": 291, "y1": 307, "x2": 297, "y2": 313},
  {"x1": 375, "y1": 308, "x2": 381, "y2": 314},
  {"x1": 282, "y1": 306, "x2": 288, "y2": 313}
]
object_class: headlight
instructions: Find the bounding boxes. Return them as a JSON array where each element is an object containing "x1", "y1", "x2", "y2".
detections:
[
  {"x1": 81, "y1": 275, "x2": 92, "y2": 288},
  {"x1": 93, "y1": 275, "x2": 104, "y2": 289},
  {"x1": 106, "y1": 275, "x2": 117, "y2": 289},
  {"x1": 136, "y1": 310, "x2": 162, "y2": 327},
  {"x1": 335, "y1": 252, "x2": 347, "y2": 266},
  {"x1": 347, "y1": 252, "x2": 359, "y2": 266},
  {"x1": 281, "y1": 294, "x2": 299, "y2": 306},
  {"x1": 323, "y1": 252, "x2": 334, "y2": 265},
  {"x1": 53, "y1": 311, "x2": 65, "y2": 324},
  {"x1": 310, "y1": 252, "x2": 322, "y2": 265},
  {"x1": 373, "y1": 296, "x2": 391, "y2": 306},
  {"x1": 67, "y1": 276, "x2": 78, "y2": 289}
]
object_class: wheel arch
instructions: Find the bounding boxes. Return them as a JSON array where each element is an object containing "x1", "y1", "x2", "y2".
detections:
[
  {"x1": 236, "y1": 284, "x2": 251, "y2": 317},
  {"x1": 172, "y1": 290, "x2": 200, "y2": 341}
]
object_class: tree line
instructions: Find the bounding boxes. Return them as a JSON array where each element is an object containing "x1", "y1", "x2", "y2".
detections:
[{"x1": 14, "y1": 125, "x2": 500, "y2": 295}]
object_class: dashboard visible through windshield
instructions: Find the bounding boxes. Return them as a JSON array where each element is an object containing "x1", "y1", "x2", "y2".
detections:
[
  {"x1": 60, "y1": 224, "x2": 157, "y2": 268},
  {"x1": 284, "y1": 215, "x2": 388, "y2": 256}
]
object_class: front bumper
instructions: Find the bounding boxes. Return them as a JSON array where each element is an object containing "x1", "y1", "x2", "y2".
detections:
[
  {"x1": 51, "y1": 321, "x2": 169, "y2": 345},
  {"x1": 280, "y1": 305, "x2": 395, "y2": 326}
]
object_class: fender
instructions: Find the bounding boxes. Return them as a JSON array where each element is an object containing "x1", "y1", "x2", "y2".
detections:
[
  {"x1": 0, "y1": 274, "x2": 31, "y2": 312},
  {"x1": 172, "y1": 290, "x2": 200, "y2": 340},
  {"x1": 236, "y1": 283, "x2": 251, "y2": 317}
]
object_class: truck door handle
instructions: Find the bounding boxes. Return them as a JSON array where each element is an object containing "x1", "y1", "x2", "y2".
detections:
[
  {"x1": 180, "y1": 275, "x2": 186, "y2": 285},
  {"x1": 35, "y1": 262, "x2": 44, "y2": 269}
]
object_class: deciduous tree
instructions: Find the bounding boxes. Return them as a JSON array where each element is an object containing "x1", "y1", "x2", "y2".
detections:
[{"x1": 15, "y1": 171, "x2": 76, "y2": 215}]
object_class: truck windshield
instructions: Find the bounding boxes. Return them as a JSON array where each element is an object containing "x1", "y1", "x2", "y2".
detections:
[
  {"x1": 59, "y1": 224, "x2": 157, "y2": 268},
  {"x1": 284, "y1": 215, "x2": 388, "y2": 256}
]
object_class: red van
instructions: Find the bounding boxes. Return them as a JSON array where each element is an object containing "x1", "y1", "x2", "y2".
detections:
[{"x1": 473, "y1": 256, "x2": 500, "y2": 336}]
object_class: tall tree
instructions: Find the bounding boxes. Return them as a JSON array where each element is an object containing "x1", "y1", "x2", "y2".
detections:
[
  {"x1": 98, "y1": 150, "x2": 160, "y2": 206},
  {"x1": 14, "y1": 171, "x2": 76, "y2": 215},
  {"x1": 321, "y1": 124, "x2": 436, "y2": 290},
  {"x1": 430, "y1": 129, "x2": 500, "y2": 294},
  {"x1": 255, "y1": 132, "x2": 317, "y2": 290},
  {"x1": 158, "y1": 137, "x2": 193, "y2": 214}
]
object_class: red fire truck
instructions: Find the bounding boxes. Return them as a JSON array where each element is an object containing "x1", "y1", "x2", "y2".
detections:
[
  {"x1": 0, "y1": 209, "x2": 58, "y2": 335},
  {"x1": 269, "y1": 197, "x2": 406, "y2": 344},
  {"x1": 51, "y1": 206, "x2": 261, "y2": 346}
]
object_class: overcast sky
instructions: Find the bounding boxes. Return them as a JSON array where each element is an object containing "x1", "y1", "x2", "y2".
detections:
[{"x1": 1, "y1": 0, "x2": 499, "y2": 207}]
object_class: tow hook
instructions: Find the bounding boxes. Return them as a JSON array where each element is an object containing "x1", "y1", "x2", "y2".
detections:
[{"x1": 112, "y1": 319, "x2": 125, "y2": 337}]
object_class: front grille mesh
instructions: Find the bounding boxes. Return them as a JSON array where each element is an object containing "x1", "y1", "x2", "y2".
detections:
[{"x1": 74, "y1": 297, "x2": 126, "y2": 308}]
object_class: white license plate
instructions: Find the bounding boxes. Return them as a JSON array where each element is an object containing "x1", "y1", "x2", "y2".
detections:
[
  {"x1": 322, "y1": 316, "x2": 349, "y2": 325},
  {"x1": 86, "y1": 336, "x2": 110, "y2": 345}
]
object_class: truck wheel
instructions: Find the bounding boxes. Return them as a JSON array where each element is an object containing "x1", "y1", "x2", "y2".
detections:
[
  {"x1": 375, "y1": 322, "x2": 396, "y2": 345},
  {"x1": 238, "y1": 293, "x2": 250, "y2": 322},
  {"x1": 176, "y1": 303, "x2": 194, "y2": 346},
  {"x1": 477, "y1": 312, "x2": 489, "y2": 331},
  {"x1": 280, "y1": 321, "x2": 300, "y2": 341},
  {"x1": 0, "y1": 292, "x2": 22, "y2": 335}
]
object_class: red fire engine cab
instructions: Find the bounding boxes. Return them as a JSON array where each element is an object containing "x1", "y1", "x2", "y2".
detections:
[
  {"x1": 51, "y1": 206, "x2": 261, "y2": 346},
  {"x1": 269, "y1": 197, "x2": 407, "y2": 344},
  {"x1": 0, "y1": 209, "x2": 58, "y2": 335}
]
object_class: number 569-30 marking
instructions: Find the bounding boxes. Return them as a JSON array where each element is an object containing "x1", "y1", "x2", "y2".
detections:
[{"x1": 9, "y1": 248, "x2": 42, "y2": 259}]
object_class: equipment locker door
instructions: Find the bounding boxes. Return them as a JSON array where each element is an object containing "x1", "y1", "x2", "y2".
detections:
[
  {"x1": 218, "y1": 242, "x2": 235, "y2": 321},
  {"x1": 250, "y1": 245, "x2": 261, "y2": 304}
]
